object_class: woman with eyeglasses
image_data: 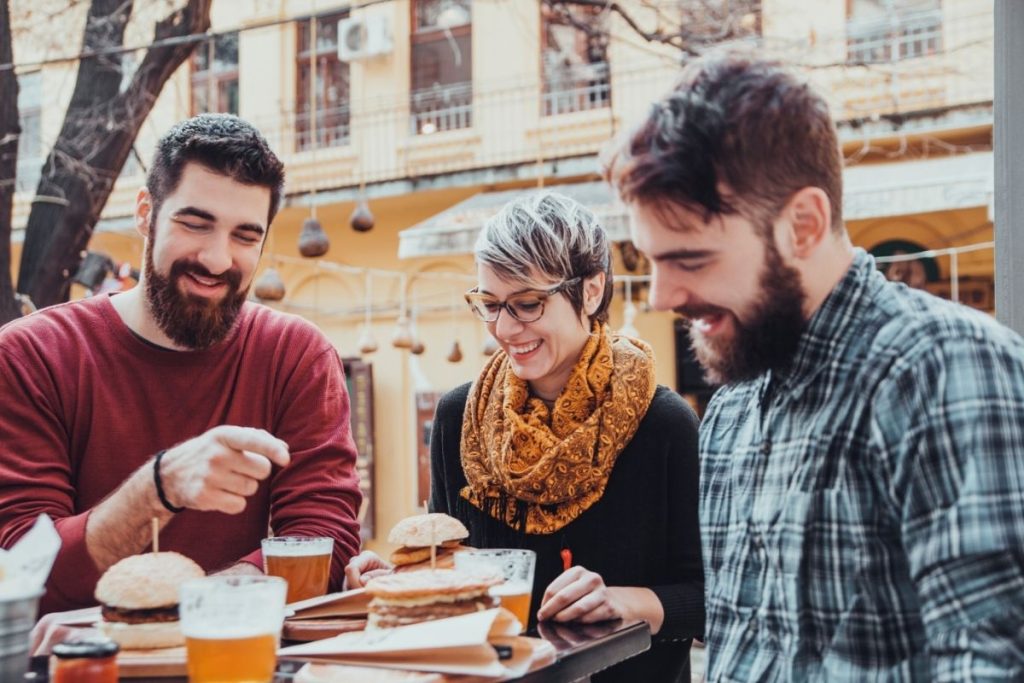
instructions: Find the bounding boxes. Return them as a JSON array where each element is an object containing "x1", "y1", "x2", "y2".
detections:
[{"x1": 346, "y1": 191, "x2": 703, "y2": 682}]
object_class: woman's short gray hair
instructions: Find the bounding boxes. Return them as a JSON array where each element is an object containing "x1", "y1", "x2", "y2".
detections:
[{"x1": 474, "y1": 190, "x2": 614, "y2": 323}]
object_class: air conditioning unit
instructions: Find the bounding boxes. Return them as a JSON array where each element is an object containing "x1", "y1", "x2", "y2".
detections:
[{"x1": 337, "y1": 15, "x2": 393, "y2": 61}]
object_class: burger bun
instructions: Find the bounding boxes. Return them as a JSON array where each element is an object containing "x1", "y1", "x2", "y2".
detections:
[
  {"x1": 98, "y1": 619, "x2": 186, "y2": 650},
  {"x1": 95, "y1": 552, "x2": 204, "y2": 609},
  {"x1": 387, "y1": 514, "x2": 468, "y2": 548}
]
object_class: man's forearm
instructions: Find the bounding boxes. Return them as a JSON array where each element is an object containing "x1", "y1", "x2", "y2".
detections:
[{"x1": 85, "y1": 457, "x2": 174, "y2": 572}]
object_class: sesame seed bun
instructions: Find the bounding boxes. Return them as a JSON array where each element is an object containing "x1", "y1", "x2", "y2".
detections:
[
  {"x1": 387, "y1": 514, "x2": 468, "y2": 548},
  {"x1": 95, "y1": 552, "x2": 204, "y2": 609}
]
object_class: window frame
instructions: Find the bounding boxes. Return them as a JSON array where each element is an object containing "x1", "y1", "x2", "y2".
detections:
[{"x1": 295, "y1": 10, "x2": 351, "y2": 151}]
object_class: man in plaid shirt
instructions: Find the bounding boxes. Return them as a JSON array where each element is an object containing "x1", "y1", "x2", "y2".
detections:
[{"x1": 605, "y1": 54, "x2": 1024, "y2": 680}]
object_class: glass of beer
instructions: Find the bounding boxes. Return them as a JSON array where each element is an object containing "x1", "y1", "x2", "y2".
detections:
[
  {"x1": 261, "y1": 536, "x2": 333, "y2": 604},
  {"x1": 179, "y1": 575, "x2": 286, "y2": 683},
  {"x1": 454, "y1": 548, "x2": 536, "y2": 632}
]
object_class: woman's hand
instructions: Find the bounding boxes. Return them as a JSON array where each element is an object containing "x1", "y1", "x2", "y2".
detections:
[
  {"x1": 536, "y1": 566, "x2": 665, "y2": 634},
  {"x1": 343, "y1": 550, "x2": 394, "y2": 589}
]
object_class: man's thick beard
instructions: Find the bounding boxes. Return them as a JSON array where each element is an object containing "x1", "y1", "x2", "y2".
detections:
[
  {"x1": 144, "y1": 246, "x2": 248, "y2": 350},
  {"x1": 689, "y1": 239, "x2": 807, "y2": 386}
]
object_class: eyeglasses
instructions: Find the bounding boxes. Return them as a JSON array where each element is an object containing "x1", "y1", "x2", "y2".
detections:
[{"x1": 464, "y1": 277, "x2": 581, "y2": 323}]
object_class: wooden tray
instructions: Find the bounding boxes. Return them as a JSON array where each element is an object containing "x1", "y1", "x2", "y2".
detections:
[{"x1": 117, "y1": 646, "x2": 187, "y2": 678}]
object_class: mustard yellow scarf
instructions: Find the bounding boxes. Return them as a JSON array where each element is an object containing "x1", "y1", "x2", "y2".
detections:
[{"x1": 460, "y1": 322, "x2": 656, "y2": 534}]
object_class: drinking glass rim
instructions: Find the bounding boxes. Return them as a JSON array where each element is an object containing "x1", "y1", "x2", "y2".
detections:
[
  {"x1": 262, "y1": 535, "x2": 334, "y2": 546},
  {"x1": 180, "y1": 574, "x2": 287, "y2": 592},
  {"x1": 454, "y1": 548, "x2": 536, "y2": 558}
]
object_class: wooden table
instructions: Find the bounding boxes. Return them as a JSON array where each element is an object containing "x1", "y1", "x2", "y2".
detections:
[{"x1": 26, "y1": 619, "x2": 651, "y2": 682}]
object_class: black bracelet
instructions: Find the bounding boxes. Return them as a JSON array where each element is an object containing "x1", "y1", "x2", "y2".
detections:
[{"x1": 153, "y1": 450, "x2": 185, "y2": 514}]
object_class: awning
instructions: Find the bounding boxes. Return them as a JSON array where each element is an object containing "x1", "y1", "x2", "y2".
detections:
[
  {"x1": 398, "y1": 181, "x2": 630, "y2": 259},
  {"x1": 843, "y1": 152, "x2": 992, "y2": 221},
  {"x1": 398, "y1": 153, "x2": 994, "y2": 259}
]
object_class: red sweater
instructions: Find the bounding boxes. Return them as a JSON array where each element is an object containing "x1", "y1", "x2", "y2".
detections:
[{"x1": 0, "y1": 295, "x2": 362, "y2": 614}]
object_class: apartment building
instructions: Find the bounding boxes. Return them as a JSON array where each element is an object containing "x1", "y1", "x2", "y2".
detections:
[{"x1": 10, "y1": 0, "x2": 994, "y2": 540}]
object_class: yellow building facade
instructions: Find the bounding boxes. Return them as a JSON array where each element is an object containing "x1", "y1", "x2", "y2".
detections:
[{"x1": 9, "y1": 0, "x2": 994, "y2": 550}]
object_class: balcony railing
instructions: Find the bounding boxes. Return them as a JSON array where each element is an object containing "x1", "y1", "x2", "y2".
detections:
[
  {"x1": 410, "y1": 82, "x2": 473, "y2": 135},
  {"x1": 295, "y1": 104, "x2": 351, "y2": 151},
  {"x1": 846, "y1": 8, "x2": 943, "y2": 64},
  {"x1": 542, "y1": 62, "x2": 611, "y2": 117}
]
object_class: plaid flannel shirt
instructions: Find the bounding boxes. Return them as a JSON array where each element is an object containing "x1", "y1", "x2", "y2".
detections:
[{"x1": 701, "y1": 249, "x2": 1024, "y2": 682}]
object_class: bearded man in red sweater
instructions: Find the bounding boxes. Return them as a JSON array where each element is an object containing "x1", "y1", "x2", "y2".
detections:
[{"x1": 0, "y1": 114, "x2": 362, "y2": 614}]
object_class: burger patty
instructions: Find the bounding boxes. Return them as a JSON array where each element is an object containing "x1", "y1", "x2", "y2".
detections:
[
  {"x1": 101, "y1": 604, "x2": 180, "y2": 624},
  {"x1": 367, "y1": 595, "x2": 498, "y2": 629}
]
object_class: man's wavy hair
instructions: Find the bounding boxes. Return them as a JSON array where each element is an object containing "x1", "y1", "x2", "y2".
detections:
[
  {"x1": 146, "y1": 113, "x2": 285, "y2": 227},
  {"x1": 605, "y1": 52, "x2": 844, "y2": 236}
]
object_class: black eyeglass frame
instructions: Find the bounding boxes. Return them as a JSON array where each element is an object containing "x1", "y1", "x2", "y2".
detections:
[{"x1": 464, "y1": 277, "x2": 582, "y2": 323}]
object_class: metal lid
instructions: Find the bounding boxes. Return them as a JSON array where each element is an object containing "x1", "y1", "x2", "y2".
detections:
[{"x1": 52, "y1": 636, "x2": 119, "y2": 659}]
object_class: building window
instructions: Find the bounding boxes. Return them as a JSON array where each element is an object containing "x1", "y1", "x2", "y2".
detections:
[
  {"x1": 296, "y1": 11, "x2": 350, "y2": 151},
  {"x1": 191, "y1": 32, "x2": 239, "y2": 116},
  {"x1": 410, "y1": 0, "x2": 472, "y2": 135},
  {"x1": 16, "y1": 71, "x2": 42, "y2": 193},
  {"x1": 846, "y1": 0, "x2": 942, "y2": 64},
  {"x1": 541, "y1": 4, "x2": 610, "y2": 117}
]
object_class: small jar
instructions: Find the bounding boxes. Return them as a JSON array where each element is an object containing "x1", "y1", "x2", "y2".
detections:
[{"x1": 50, "y1": 637, "x2": 119, "y2": 683}]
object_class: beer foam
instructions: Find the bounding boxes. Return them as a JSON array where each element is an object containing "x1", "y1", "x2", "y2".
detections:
[
  {"x1": 181, "y1": 624, "x2": 279, "y2": 640},
  {"x1": 490, "y1": 581, "x2": 530, "y2": 596},
  {"x1": 262, "y1": 540, "x2": 333, "y2": 557}
]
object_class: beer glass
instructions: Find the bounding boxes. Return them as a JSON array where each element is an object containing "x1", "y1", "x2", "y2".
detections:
[
  {"x1": 179, "y1": 575, "x2": 286, "y2": 683},
  {"x1": 261, "y1": 536, "x2": 333, "y2": 604},
  {"x1": 454, "y1": 549, "x2": 536, "y2": 632}
]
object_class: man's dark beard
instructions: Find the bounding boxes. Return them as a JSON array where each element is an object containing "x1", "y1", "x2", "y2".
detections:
[
  {"x1": 144, "y1": 245, "x2": 247, "y2": 350},
  {"x1": 680, "y1": 237, "x2": 807, "y2": 385}
]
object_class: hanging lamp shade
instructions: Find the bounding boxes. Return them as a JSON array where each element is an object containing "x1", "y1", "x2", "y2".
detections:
[
  {"x1": 254, "y1": 267, "x2": 286, "y2": 301},
  {"x1": 350, "y1": 199, "x2": 375, "y2": 233},
  {"x1": 482, "y1": 335, "x2": 499, "y2": 356},
  {"x1": 446, "y1": 340, "x2": 463, "y2": 363},
  {"x1": 298, "y1": 217, "x2": 330, "y2": 257},
  {"x1": 357, "y1": 325, "x2": 378, "y2": 354},
  {"x1": 391, "y1": 314, "x2": 414, "y2": 349}
]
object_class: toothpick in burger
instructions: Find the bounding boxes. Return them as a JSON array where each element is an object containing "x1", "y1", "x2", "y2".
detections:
[{"x1": 388, "y1": 513, "x2": 470, "y2": 571}]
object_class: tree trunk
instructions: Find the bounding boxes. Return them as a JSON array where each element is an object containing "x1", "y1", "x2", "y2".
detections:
[
  {"x1": 16, "y1": 0, "x2": 212, "y2": 311},
  {"x1": 0, "y1": 0, "x2": 21, "y2": 324}
]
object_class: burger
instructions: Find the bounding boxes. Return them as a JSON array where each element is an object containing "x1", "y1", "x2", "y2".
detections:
[
  {"x1": 94, "y1": 551, "x2": 204, "y2": 649},
  {"x1": 388, "y1": 513, "x2": 470, "y2": 571},
  {"x1": 364, "y1": 568, "x2": 502, "y2": 629}
]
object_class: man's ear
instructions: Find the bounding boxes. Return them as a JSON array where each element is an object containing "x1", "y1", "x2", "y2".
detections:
[
  {"x1": 135, "y1": 187, "x2": 153, "y2": 238},
  {"x1": 583, "y1": 272, "x2": 606, "y2": 316},
  {"x1": 783, "y1": 187, "x2": 831, "y2": 258}
]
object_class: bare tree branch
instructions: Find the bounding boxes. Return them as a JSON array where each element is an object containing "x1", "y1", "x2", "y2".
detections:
[
  {"x1": 12, "y1": 0, "x2": 211, "y2": 313},
  {"x1": 0, "y1": 0, "x2": 21, "y2": 322},
  {"x1": 544, "y1": 0, "x2": 760, "y2": 57}
]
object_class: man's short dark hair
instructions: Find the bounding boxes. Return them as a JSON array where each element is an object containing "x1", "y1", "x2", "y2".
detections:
[
  {"x1": 605, "y1": 52, "x2": 844, "y2": 235},
  {"x1": 146, "y1": 113, "x2": 286, "y2": 227}
]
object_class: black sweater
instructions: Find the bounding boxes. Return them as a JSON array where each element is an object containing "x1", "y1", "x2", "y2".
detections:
[{"x1": 430, "y1": 383, "x2": 705, "y2": 683}]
